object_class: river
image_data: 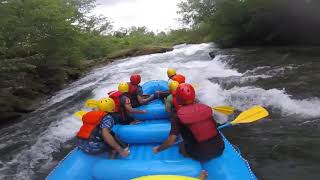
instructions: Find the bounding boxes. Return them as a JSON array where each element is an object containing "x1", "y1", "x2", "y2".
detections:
[{"x1": 0, "y1": 44, "x2": 319, "y2": 180}]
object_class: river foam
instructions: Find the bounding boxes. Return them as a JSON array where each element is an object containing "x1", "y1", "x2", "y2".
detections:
[{"x1": 1, "y1": 43, "x2": 320, "y2": 179}]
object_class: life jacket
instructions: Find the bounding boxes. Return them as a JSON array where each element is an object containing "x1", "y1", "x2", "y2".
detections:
[
  {"x1": 108, "y1": 90, "x2": 123, "y2": 112},
  {"x1": 128, "y1": 82, "x2": 138, "y2": 95},
  {"x1": 171, "y1": 74, "x2": 186, "y2": 84},
  {"x1": 108, "y1": 91, "x2": 129, "y2": 123},
  {"x1": 177, "y1": 103, "x2": 217, "y2": 142},
  {"x1": 128, "y1": 82, "x2": 141, "y2": 107},
  {"x1": 172, "y1": 91, "x2": 182, "y2": 111},
  {"x1": 77, "y1": 110, "x2": 106, "y2": 139}
]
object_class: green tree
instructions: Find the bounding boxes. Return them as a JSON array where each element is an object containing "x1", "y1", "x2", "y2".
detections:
[{"x1": 177, "y1": 0, "x2": 320, "y2": 47}]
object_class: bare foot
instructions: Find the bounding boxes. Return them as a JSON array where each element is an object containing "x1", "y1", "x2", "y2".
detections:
[{"x1": 199, "y1": 170, "x2": 208, "y2": 180}]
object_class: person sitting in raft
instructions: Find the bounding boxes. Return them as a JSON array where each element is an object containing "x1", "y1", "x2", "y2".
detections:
[
  {"x1": 165, "y1": 80, "x2": 179, "y2": 113},
  {"x1": 155, "y1": 68, "x2": 186, "y2": 99},
  {"x1": 127, "y1": 74, "x2": 154, "y2": 108},
  {"x1": 77, "y1": 98, "x2": 130, "y2": 158},
  {"x1": 167, "y1": 68, "x2": 186, "y2": 83},
  {"x1": 116, "y1": 82, "x2": 147, "y2": 124},
  {"x1": 153, "y1": 83, "x2": 225, "y2": 162}
]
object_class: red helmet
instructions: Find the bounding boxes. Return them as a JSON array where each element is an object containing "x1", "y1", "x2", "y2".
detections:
[
  {"x1": 130, "y1": 74, "x2": 141, "y2": 85},
  {"x1": 176, "y1": 83, "x2": 195, "y2": 105}
]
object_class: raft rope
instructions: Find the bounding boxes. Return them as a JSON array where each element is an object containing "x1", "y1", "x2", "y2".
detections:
[
  {"x1": 221, "y1": 133, "x2": 256, "y2": 180},
  {"x1": 46, "y1": 148, "x2": 79, "y2": 179},
  {"x1": 232, "y1": 144, "x2": 241, "y2": 154}
]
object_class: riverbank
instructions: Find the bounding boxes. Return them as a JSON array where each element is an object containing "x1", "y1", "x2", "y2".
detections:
[{"x1": 0, "y1": 46, "x2": 173, "y2": 125}]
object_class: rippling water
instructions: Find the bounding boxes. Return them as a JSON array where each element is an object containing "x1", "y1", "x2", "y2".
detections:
[{"x1": 0, "y1": 44, "x2": 319, "y2": 180}]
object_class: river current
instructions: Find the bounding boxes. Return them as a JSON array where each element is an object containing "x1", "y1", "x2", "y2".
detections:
[{"x1": 0, "y1": 44, "x2": 319, "y2": 180}]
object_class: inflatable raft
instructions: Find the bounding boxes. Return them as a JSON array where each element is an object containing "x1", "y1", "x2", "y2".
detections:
[{"x1": 47, "y1": 80, "x2": 257, "y2": 180}]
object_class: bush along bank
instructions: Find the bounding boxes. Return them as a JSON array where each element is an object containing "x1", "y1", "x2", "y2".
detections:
[
  {"x1": 0, "y1": 0, "x2": 189, "y2": 124},
  {"x1": 0, "y1": 46, "x2": 173, "y2": 124}
]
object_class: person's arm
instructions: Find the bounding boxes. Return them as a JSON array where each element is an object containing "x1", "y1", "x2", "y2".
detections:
[
  {"x1": 165, "y1": 96, "x2": 172, "y2": 113},
  {"x1": 136, "y1": 86, "x2": 154, "y2": 105},
  {"x1": 153, "y1": 135, "x2": 177, "y2": 153},
  {"x1": 124, "y1": 103, "x2": 146, "y2": 114},
  {"x1": 155, "y1": 91, "x2": 170, "y2": 98},
  {"x1": 137, "y1": 94, "x2": 154, "y2": 105},
  {"x1": 101, "y1": 128, "x2": 129, "y2": 157},
  {"x1": 153, "y1": 114, "x2": 180, "y2": 153}
]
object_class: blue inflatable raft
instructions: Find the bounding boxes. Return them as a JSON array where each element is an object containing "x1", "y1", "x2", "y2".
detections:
[{"x1": 47, "y1": 80, "x2": 257, "y2": 180}]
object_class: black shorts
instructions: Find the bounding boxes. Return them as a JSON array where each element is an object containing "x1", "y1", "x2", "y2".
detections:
[
  {"x1": 184, "y1": 133, "x2": 225, "y2": 162},
  {"x1": 111, "y1": 113, "x2": 134, "y2": 125}
]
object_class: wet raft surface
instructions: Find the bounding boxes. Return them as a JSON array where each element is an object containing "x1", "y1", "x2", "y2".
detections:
[{"x1": 47, "y1": 81, "x2": 256, "y2": 180}]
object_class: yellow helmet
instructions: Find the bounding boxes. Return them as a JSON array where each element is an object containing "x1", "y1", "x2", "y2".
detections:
[
  {"x1": 167, "y1": 68, "x2": 176, "y2": 78},
  {"x1": 97, "y1": 98, "x2": 115, "y2": 112},
  {"x1": 118, "y1": 82, "x2": 129, "y2": 93},
  {"x1": 168, "y1": 80, "x2": 179, "y2": 93}
]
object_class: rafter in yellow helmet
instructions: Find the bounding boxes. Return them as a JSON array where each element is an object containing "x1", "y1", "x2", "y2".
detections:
[
  {"x1": 97, "y1": 98, "x2": 115, "y2": 112},
  {"x1": 168, "y1": 80, "x2": 179, "y2": 93},
  {"x1": 167, "y1": 68, "x2": 176, "y2": 78},
  {"x1": 118, "y1": 82, "x2": 129, "y2": 93}
]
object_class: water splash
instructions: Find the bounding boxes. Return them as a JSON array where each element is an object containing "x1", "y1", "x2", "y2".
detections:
[{"x1": 1, "y1": 43, "x2": 319, "y2": 180}]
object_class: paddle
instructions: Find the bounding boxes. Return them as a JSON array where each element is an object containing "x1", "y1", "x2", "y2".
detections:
[
  {"x1": 217, "y1": 106, "x2": 269, "y2": 129},
  {"x1": 72, "y1": 99, "x2": 98, "y2": 119},
  {"x1": 212, "y1": 106, "x2": 236, "y2": 115},
  {"x1": 174, "y1": 106, "x2": 269, "y2": 145},
  {"x1": 85, "y1": 99, "x2": 98, "y2": 108},
  {"x1": 73, "y1": 110, "x2": 88, "y2": 119}
]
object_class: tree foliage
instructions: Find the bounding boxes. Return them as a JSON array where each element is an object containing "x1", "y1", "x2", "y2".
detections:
[
  {"x1": 178, "y1": 0, "x2": 320, "y2": 47},
  {"x1": 0, "y1": 0, "x2": 195, "y2": 122}
]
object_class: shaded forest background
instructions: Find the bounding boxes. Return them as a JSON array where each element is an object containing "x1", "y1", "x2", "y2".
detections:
[{"x1": 178, "y1": 0, "x2": 320, "y2": 47}]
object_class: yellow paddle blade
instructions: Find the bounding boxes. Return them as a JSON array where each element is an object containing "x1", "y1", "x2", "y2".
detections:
[
  {"x1": 133, "y1": 175, "x2": 199, "y2": 180},
  {"x1": 73, "y1": 110, "x2": 88, "y2": 119},
  {"x1": 85, "y1": 99, "x2": 98, "y2": 108},
  {"x1": 212, "y1": 106, "x2": 236, "y2": 115},
  {"x1": 231, "y1": 106, "x2": 269, "y2": 125}
]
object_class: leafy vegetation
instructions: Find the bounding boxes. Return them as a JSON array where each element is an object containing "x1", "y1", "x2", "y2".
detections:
[
  {"x1": 3, "y1": 0, "x2": 318, "y2": 122},
  {"x1": 0, "y1": 0, "x2": 190, "y2": 122},
  {"x1": 178, "y1": 0, "x2": 320, "y2": 47}
]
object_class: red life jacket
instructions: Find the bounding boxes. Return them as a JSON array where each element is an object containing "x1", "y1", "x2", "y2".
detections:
[
  {"x1": 128, "y1": 82, "x2": 141, "y2": 107},
  {"x1": 128, "y1": 82, "x2": 137, "y2": 95},
  {"x1": 177, "y1": 103, "x2": 217, "y2": 142},
  {"x1": 171, "y1": 74, "x2": 186, "y2": 84},
  {"x1": 172, "y1": 91, "x2": 182, "y2": 111},
  {"x1": 77, "y1": 111, "x2": 106, "y2": 139},
  {"x1": 108, "y1": 90, "x2": 123, "y2": 112},
  {"x1": 108, "y1": 90, "x2": 128, "y2": 122}
]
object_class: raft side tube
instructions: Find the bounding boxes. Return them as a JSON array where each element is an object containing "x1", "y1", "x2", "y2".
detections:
[
  {"x1": 113, "y1": 122, "x2": 171, "y2": 144},
  {"x1": 131, "y1": 99, "x2": 169, "y2": 120},
  {"x1": 92, "y1": 159, "x2": 202, "y2": 180},
  {"x1": 202, "y1": 133, "x2": 257, "y2": 180},
  {"x1": 46, "y1": 148, "x2": 107, "y2": 180},
  {"x1": 142, "y1": 80, "x2": 169, "y2": 95}
]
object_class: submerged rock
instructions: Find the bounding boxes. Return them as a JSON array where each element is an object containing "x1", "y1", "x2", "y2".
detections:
[{"x1": 209, "y1": 51, "x2": 216, "y2": 59}]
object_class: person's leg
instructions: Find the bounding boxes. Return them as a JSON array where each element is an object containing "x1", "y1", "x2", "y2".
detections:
[
  {"x1": 77, "y1": 139, "x2": 108, "y2": 154},
  {"x1": 179, "y1": 142, "x2": 191, "y2": 157},
  {"x1": 126, "y1": 114, "x2": 135, "y2": 124},
  {"x1": 198, "y1": 170, "x2": 208, "y2": 180},
  {"x1": 111, "y1": 131, "x2": 128, "y2": 148},
  {"x1": 107, "y1": 131, "x2": 129, "y2": 159}
]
